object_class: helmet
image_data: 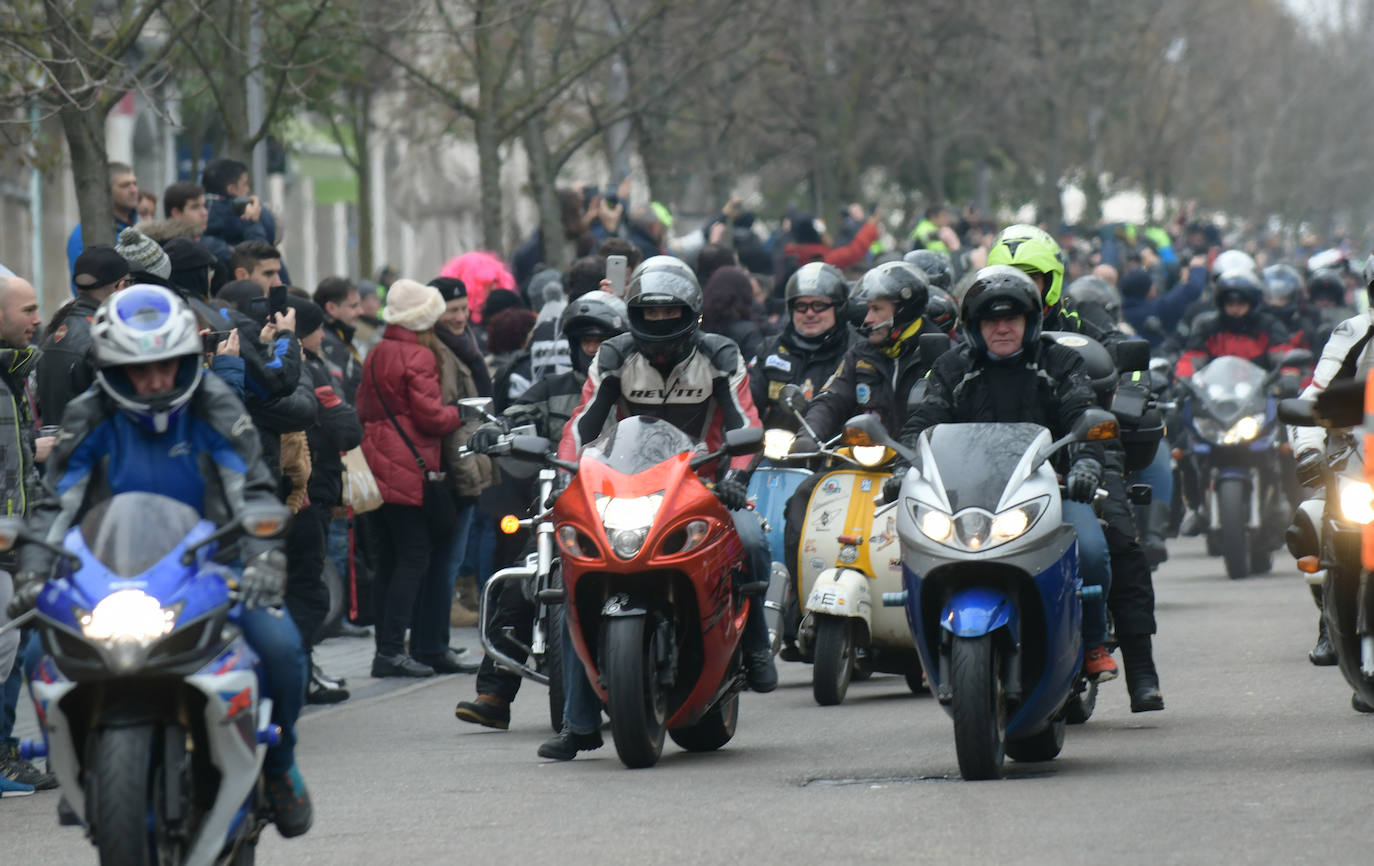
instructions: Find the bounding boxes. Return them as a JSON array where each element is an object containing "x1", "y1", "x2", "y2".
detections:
[
  {"x1": 1065, "y1": 275, "x2": 1122, "y2": 323},
  {"x1": 624, "y1": 255, "x2": 702, "y2": 367},
  {"x1": 986, "y1": 224, "x2": 1066, "y2": 307},
  {"x1": 960, "y1": 266, "x2": 1043, "y2": 356},
  {"x1": 1307, "y1": 268, "x2": 1346, "y2": 306},
  {"x1": 1260, "y1": 264, "x2": 1304, "y2": 308},
  {"x1": 902, "y1": 249, "x2": 953, "y2": 291},
  {"x1": 561, "y1": 290, "x2": 628, "y2": 374},
  {"x1": 784, "y1": 262, "x2": 848, "y2": 308},
  {"x1": 92, "y1": 284, "x2": 204, "y2": 433},
  {"x1": 1364, "y1": 255, "x2": 1374, "y2": 294},
  {"x1": 1213, "y1": 270, "x2": 1262, "y2": 316},
  {"x1": 851, "y1": 261, "x2": 929, "y2": 344},
  {"x1": 1211, "y1": 249, "x2": 1257, "y2": 282},
  {"x1": 925, "y1": 287, "x2": 958, "y2": 334}
]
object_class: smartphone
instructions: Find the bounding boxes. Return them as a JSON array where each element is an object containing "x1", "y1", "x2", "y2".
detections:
[
  {"x1": 202, "y1": 330, "x2": 233, "y2": 354},
  {"x1": 606, "y1": 255, "x2": 627, "y2": 297},
  {"x1": 231, "y1": 195, "x2": 252, "y2": 217},
  {"x1": 267, "y1": 284, "x2": 288, "y2": 317}
]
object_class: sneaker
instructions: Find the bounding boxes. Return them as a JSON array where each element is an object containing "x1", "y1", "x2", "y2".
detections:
[
  {"x1": 265, "y1": 764, "x2": 313, "y2": 838},
  {"x1": 744, "y1": 649, "x2": 778, "y2": 693},
  {"x1": 413, "y1": 649, "x2": 480, "y2": 675},
  {"x1": 0, "y1": 774, "x2": 34, "y2": 798},
  {"x1": 1083, "y1": 645, "x2": 1119, "y2": 683},
  {"x1": 537, "y1": 727, "x2": 603, "y2": 761},
  {"x1": 0, "y1": 743, "x2": 57, "y2": 790},
  {"x1": 455, "y1": 694, "x2": 511, "y2": 729},
  {"x1": 371, "y1": 653, "x2": 435, "y2": 678}
]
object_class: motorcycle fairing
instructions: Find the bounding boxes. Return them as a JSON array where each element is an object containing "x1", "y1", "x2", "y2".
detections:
[{"x1": 940, "y1": 586, "x2": 1017, "y2": 641}]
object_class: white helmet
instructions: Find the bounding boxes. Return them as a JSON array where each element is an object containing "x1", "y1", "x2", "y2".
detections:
[
  {"x1": 92, "y1": 284, "x2": 205, "y2": 433},
  {"x1": 1210, "y1": 249, "x2": 1257, "y2": 282}
]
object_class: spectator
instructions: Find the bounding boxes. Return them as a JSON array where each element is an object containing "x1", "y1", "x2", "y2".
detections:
[
  {"x1": 354, "y1": 283, "x2": 384, "y2": 354},
  {"x1": 137, "y1": 189, "x2": 157, "y2": 223},
  {"x1": 529, "y1": 255, "x2": 604, "y2": 380},
  {"x1": 597, "y1": 237, "x2": 643, "y2": 272},
  {"x1": 66, "y1": 161, "x2": 140, "y2": 280},
  {"x1": 313, "y1": 276, "x2": 364, "y2": 402},
  {"x1": 487, "y1": 307, "x2": 538, "y2": 412},
  {"x1": 232, "y1": 241, "x2": 284, "y2": 292},
  {"x1": 37, "y1": 247, "x2": 130, "y2": 426},
  {"x1": 114, "y1": 226, "x2": 172, "y2": 282},
  {"x1": 202, "y1": 158, "x2": 277, "y2": 264},
  {"x1": 441, "y1": 251, "x2": 516, "y2": 328},
  {"x1": 702, "y1": 266, "x2": 765, "y2": 364},
  {"x1": 782, "y1": 210, "x2": 879, "y2": 278},
  {"x1": 510, "y1": 188, "x2": 597, "y2": 289},
  {"x1": 429, "y1": 277, "x2": 492, "y2": 397},
  {"x1": 696, "y1": 243, "x2": 739, "y2": 288},
  {"x1": 356, "y1": 279, "x2": 464, "y2": 678}
]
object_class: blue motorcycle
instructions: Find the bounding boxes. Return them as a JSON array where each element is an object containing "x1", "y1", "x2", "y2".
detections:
[{"x1": 0, "y1": 492, "x2": 290, "y2": 866}]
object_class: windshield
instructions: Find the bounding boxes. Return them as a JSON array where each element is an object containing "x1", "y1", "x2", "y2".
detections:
[
  {"x1": 1192, "y1": 356, "x2": 1267, "y2": 420},
  {"x1": 925, "y1": 423, "x2": 1045, "y2": 512},
  {"x1": 80, "y1": 493, "x2": 204, "y2": 578},
  {"x1": 585, "y1": 416, "x2": 702, "y2": 475}
]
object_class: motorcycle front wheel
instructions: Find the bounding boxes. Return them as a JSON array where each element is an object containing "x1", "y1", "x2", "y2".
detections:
[
  {"x1": 950, "y1": 635, "x2": 1006, "y2": 780},
  {"x1": 90, "y1": 725, "x2": 157, "y2": 866},
  {"x1": 1216, "y1": 478, "x2": 1250, "y2": 579},
  {"x1": 812, "y1": 615, "x2": 856, "y2": 706},
  {"x1": 604, "y1": 615, "x2": 667, "y2": 769}
]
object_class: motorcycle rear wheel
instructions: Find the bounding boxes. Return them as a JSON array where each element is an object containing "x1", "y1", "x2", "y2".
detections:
[
  {"x1": 1216, "y1": 479, "x2": 1250, "y2": 579},
  {"x1": 669, "y1": 692, "x2": 739, "y2": 752},
  {"x1": 604, "y1": 615, "x2": 667, "y2": 769},
  {"x1": 950, "y1": 635, "x2": 1006, "y2": 780},
  {"x1": 1064, "y1": 680, "x2": 1097, "y2": 724},
  {"x1": 91, "y1": 724, "x2": 156, "y2": 866},
  {"x1": 812, "y1": 616, "x2": 855, "y2": 706},
  {"x1": 1005, "y1": 717, "x2": 1066, "y2": 763}
]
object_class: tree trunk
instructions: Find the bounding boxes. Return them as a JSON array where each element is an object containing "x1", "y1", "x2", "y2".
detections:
[
  {"x1": 523, "y1": 111, "x2": 567, "y2": 272},
  {"x1": 353, "y1": 87, "x2": 374, "y2": 280},
  {"x1": 474, "y1": 112, "x2": 504, "y2": 252},
  {"x1": 62, "y1": 106, "x2": 115, "y2": 248},
  {"x1": 221, "y1": 0, "x2": 252, "y2": 161}
]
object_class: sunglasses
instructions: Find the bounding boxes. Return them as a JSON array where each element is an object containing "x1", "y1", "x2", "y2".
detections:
[{"x1": 791, "y1": 301, "x2": 834, "y2": 314}]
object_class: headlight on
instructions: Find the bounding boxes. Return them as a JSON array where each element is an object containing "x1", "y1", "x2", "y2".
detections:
[
  {"x1": 763, "y1": 429, "x2": 796, "y2": 460},
  {"x1": 1221, "y1": 413, "x2": 1264, "y2": 445},
  {"x1": 595, "y1": 491, "x2": 665, "y2": 559},
  {"x1": 80, "y1": 590, "x2": 177, "y2": 642},
  {"x1": 1339, "y1": 480, "x2": 1374, "y2": 525},
  {"x1": 989, "y1": 496, "x2": 1048, "y2": 545},
  {"x1": 918, "y1": 507, "x2": 953, "y2": 542},
  {"x1": 1193, "y1": 417, "x2": 1224, "y2": 443},
  {"x1": 851, "y1": 445, "x2": 889, "y2": 467},
  {"x1": 955, "y1": 511, "x2": 991, "y2": 550}
]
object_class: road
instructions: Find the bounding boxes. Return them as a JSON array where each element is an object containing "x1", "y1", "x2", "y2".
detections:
[{"x1": 5, "y1": 537, "x2": 1373, "y2": 865}]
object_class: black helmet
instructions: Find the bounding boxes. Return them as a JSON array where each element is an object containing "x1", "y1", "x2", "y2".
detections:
[
  {"x1": 925, "y1": 287, "x2": 958, "y2": 334},
  {"x1": 784, "y1": 262, "x2": 848, "y2": 308},
  {"x1": 625, "y1": 255, "x2": 702, "y2": 367},
  {"x1": 1260, "y1": 264, "x2": 1304, "y2": 308},
  {"x1": 1214, "y1": 270, "x2": 1262, "y2": 316},
  {"x1": 852, "y1": 261, "x2": 929, "y2": 344},
  {"x1": 960, "y1": 265, "x2": 1043, "y2": 356},
  {"x1": 1308, "y1": 267, "x2": 1347, "y2": 306},
  {"x1": 1065, "y1": 275, "x2": 1122, "y2": 323},
  {"x1": 902, "y1": 249, "x2": 953, "y2": 291},
  {"x1": 561, "y1": 290, "x2": 628, "y2": 374},
  {"x1": 1365, "y1": 255, "x2": 1374, "y2": 296}
]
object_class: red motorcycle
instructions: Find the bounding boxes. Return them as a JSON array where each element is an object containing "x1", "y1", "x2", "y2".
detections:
[{"x1": 514, "y1": 416, "x2": 765, "y2": 768}]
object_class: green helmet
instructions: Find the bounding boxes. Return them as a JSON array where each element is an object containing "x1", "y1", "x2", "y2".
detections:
[{"x1": 986, "y1": 224, "x2": 1066, "y2": 308}]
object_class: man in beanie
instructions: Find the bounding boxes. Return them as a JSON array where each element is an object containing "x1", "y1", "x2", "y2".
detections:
[
  {"x1": 1121, "y1": 256, "x2": 1208, "y2": 350},
  {"x1": 115, "y1": 226, "x2": 171, "y2": 281},
  {"x1": 37, "y1": 246, "x2": 131, "y2": 426},
  {"x1": 429, "y1": 277, "x2": 492, "y2": 396}
]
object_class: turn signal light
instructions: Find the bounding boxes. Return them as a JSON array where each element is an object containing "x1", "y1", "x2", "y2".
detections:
[
  {"x1": 843, "y1": 426, "x2": 876, "y2": 447},
  {"x1": 499, "y1": 515, "x2": 521, "y2": 534},
  {"x1": 1085, "y1": 420, "x2": 1119, "y2": 441},
  {"x1": 1296, "y1": 555, "x2": 1321, "y2": 574},
  {"x1": 837, "y1": 535, "x2": 862, "y2": 546},
  {"x1": 1171, "y1": 448, "x2": 1184, "y2": 461}
]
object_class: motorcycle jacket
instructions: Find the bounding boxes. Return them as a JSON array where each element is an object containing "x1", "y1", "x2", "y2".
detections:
[
  {"x1": 803, "y1": 317, "x2": 949, "y2": 442},
  {"x1": 748, "y1": 323, "x2": 856, "y2": 429},
  {"x1": 1174, "y1": 309, "x2": 1291, "y2": 379},
  {"x1": 560, "y1": 331, "x2": 761, "y2": 471},
  {"x1": 36, "y1": 294, "x2": 101, "y2": 427},
  {"x1": 1290, "y1": 310, "x2": 1374, "y2": 456}
]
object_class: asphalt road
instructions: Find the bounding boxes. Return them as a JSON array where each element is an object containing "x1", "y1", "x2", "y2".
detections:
[{"x1": 6, "y1": 536, "x2": 1373, "y2": 865}]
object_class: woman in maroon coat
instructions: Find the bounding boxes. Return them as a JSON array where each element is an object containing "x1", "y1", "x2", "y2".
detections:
[{"x1": 358, "y1": 279, "x2": 463, "y2": 677}]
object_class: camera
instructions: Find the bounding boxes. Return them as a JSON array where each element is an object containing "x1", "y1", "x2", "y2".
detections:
[{"x1": 248, "y1": 285, "x2": 289, "y2": 324}]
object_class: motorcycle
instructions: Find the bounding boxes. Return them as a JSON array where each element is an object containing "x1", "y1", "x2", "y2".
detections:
[
  {"x1": 845, "y1": 408, "x2": 1119, "y2": 780},
  {"x1": 0, "y1": 492, "x2": 291, "y2": 866},
  {"x1": 509, "y1": 417, "x2": 766, "y2": 769},
  {"x1": 1178, "y1": 353, "x2": 1306, "y2": 579}
]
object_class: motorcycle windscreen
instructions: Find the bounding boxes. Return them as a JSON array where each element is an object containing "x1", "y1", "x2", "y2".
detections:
[
  {"x1": 80, "y1": 492, "x2": 204, "y2": 578},
  {"x1": 584, "y1": 416, "x2": 703, "y2": 473},
  {"x1": 925, "y1": 423, "x2": 1046, "y2": 513},
  {"x1": 1192, "y1": 356, "x2": 1267, "y2": 424}
]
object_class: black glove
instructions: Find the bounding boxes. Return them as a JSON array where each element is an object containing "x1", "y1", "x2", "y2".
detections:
[
  {"x1": 1295, "y1": 448, "x2": 1324, "y2": 488},
  {"x1": 235, "y1": 550, "x2": 287, "y2": 609},
  {"x1": 790, "y1": 433, "x2": 819, "y2": 456},
  {"x1": 1065, "y1": 457, "x2": 1103, "y2": 503},
  {"x1": 5, "y1": 571, "x2": 44, "y2": 620},
  {"x1": 881, "y1": 472, "x2": 904, "y2": 504},
  {"x1": 716, "y1": 469, "x2": 749, "y2": 511},
  {"x1": 467, "y1": 422, "x2": 505, "y2": 455}
]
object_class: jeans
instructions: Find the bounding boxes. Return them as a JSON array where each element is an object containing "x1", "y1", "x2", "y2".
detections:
[
  {"x1": 0, "y1": 570, "x2": 19, "y2": 683},
  {"x1": 560, "y1": 612, "x2": 601, "y2": 736},
  {"x1": 1130, "y1": 440, "x2": 1173, "y2": 509},
  {"x1": 326, "y1": 517, "x2": 350, "y2": 594},
  {"x1": 1063, "y1": 500, "x2": 1112, "y2": 647},
  {"x1": 0, "y1": 646, "x2": 21, "y2": 746},
  {"x1": 410, "y1": 503, "x2": 476, "y2": 658},
  {"x1": 730, "y1": 508, "x2": 772, "y2": 655},
  {"x1": 235, "y1": 606, "x2": 308, "y2": 777},
  {"x1": 374, "y1": 504, "x2": 436, "y2": 658}
]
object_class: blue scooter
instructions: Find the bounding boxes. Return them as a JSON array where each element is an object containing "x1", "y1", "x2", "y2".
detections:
[{"x1": 747, "y1": 429, "x2": 811, "y2": 654}]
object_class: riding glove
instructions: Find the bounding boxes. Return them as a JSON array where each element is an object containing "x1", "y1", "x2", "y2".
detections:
[
  {"x1": 1065, "y1": 457, "x2": 1103, "y2": 503},
  {"x1": 716, "y1": 469, "x2": 750, "y2": 511},
  {"x1": 1295, "y1": 448, "x2": 1324, "y2": 488},
  {"x1": 881, "y1": 472, "x2": 904, "y2": 504},
  {"x1": 237, "y1": 549, "x2": 288, "y2": 609},
  {"x1": 5, "y1": 571, "x2": 44, "y2": 619},
  {"x1": 789, "y1": 434, "x2": 819, "y2": 456},
  {"x1": 466, "y1": 423, "x2": 505, "y2": 455}
]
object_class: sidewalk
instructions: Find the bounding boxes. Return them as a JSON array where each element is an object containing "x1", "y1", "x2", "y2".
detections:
[{"x1": 13, "y1": 626, "x2": 483, "y2": 746}]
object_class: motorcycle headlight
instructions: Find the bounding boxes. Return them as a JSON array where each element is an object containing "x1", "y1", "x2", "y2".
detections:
[
  {"x1": 955, "y1": 511, "x2": 992, "y2": 550},
  {"x1": 851, "y1": 445, "x2": 889, "y2": 468},
  {"x1": 1221, "y1": 413, "x2": 1265, "y2": 445},
  {"x1": 1339, "y1": 480, "x2": 1374, "y2": 525},
  {"x1": 912, "y1": 497, "x2": 1048, "y2": 551},
  {"x1": 917, "y1": 506, "x2": 953, "y2": 542},
  {"x1": 80, "y1": 590, "x2": 177, "y2": 643},
  {"x1": 595, "y1": 491, "x2": 665, "y2": 559},
  {"x1": 1193, "y1": 417, "x2": 1224, "y2": 443},
  {"x1": 763, "y1": 429, "x2": 796, "y2": 460}
]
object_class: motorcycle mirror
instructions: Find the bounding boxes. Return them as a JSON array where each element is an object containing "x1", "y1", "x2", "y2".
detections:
[
  {"x1": 1278, "y1": 348, "x2": 1313, "y2": 370},
  {"x1": 242, "y1": 504, "x2": 292, "y2": 538},
  {"x1": 1313, "y1": 377, "x2": 1366, "y2": 429},
  {"x1": 724, "y1": 427, "x2": 765, "y2": 456},
  {"x1": 509, "y1": 434, "x2": 552, "y2": 460},
  {"x1": 0, "y1": 517, "x2": 24, "y2": 552},
  {"x1": 918, "y1": 333, "x2": 951, "y2": 370},
  {"x1": 1115, "y1": 338, "x2": 1151, "y2": 373},
  {"x1": 778, "y1": 383, "x2": 808, "y2": 416},
  {"x1": 1073, "y1": 408, "x2": 1119, "y2": 442},
  {"x1": 1277, "y1": 398, "x2": 1318, "y2": 428},
  {"x1": 841, "y1": 414, "x2": 919, "y2": 464},
  {"x1": 457, "y1": 397, "x2": 496, "y2": 422}
]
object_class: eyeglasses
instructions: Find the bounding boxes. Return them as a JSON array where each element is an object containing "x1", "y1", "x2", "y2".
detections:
[{"x1": 791, "y1": 301, "x2": 834, "y2": 314}]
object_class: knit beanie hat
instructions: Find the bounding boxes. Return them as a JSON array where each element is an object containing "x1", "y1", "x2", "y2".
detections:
[
  {"x1": 1119, "y1": 268, "x2": 1153, "y2": 301},
  {"x1": 116, "y1": 227, "x2": 171, "y2": 279},
  {"x1": 286, "y1": 295, "x2": 326, "y2": 338},
  {"x1": 427, "y1": 276, "x2": 466, "y2": 302},
  {"x1": 382, "y1": 278, "x2": 445, "y2": 332}
]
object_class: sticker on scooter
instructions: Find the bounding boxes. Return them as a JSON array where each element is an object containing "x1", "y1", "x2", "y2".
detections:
[
  {"x1": 860, "y1": 478, "x2": 872, "y2": 492},
  {"x1": 822, "y1": 479, "x2": 842, "y2": 495}
]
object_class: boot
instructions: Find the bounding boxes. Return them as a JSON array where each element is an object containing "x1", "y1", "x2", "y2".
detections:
[
  {"x1": 451, "y1": 575, "x2": 480, "y2": 627},
  {"x1": 1119, "y1": 634, "x2": 1164, "y2": 712},
  {"x1": 1140, "y1": 500, "x2": 1170, "y2": 568},
  {"x1": 455, "y1": 694, "x2": 511, "y2": 729},
  {"x1": 1310, "y1": 617, "x2": 1337, "y2": 666}
]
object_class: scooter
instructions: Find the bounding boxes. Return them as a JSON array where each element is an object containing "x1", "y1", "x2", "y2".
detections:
[
  {"x1": 0, "y1": 491, "x2": 291, "y2": 866},
  {"x1": 746, "y1": 430, "x2": 810, "y2": 655},
  {"x1": 509, "y1": 417, "x2": 765, "y2": 769},
  {"x1": 845, "y1": 408, "x2": 1119, "y2": 780}
]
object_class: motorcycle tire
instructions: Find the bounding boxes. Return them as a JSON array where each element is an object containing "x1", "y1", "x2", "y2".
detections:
[
  {"x1": 545, "y1": 601, "x2": 566, "y2": 734},
  {"x1": 1217, "y1": 478, "x2": 1250, "y2": 579},
  {"x1": 669, "y1": 692, "x2": 739, "y2": 752},
  {"x1": 1005, "y1": 717, "x2": 1066, "y2": 763},
  {"x1": 904, "y1": 668, "x2": 927, "y2": 695},
  {"x1": 950, "y1": 635, "x2": 1006, "y2": 780},
  {"x1": 315, "y1": 556, "x2": 345, "y2": 644},
  {"x1": 91, "y1": 724, "x2": 157, "y2": 866},
  {"x1": 1064, "y1": 680, "x2": 1097, "y2": 724},
  {"x1": 603, "y1": 615, "x2": 667, "y2": 769},
  {"x1": 229, "y1": 839, "x2": 258, "y2": 865},
  {"x1": 812, "y1": 616, "x2": 855, "y2": 706}
]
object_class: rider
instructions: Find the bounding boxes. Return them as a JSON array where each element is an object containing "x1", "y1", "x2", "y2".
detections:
[
  {"x1": 899, "y1": 266, "x2": 1118, "y2": 683},
  {"x1": 6, "y1": 285, "x2": 313, "y2": 837},
  {"x1": 455, "y1": 291, "x2": 627, "y2": 731},
  {"x1": 1262, "y1": 264, "x2": 1323, "y2": 354},
  {"x1": 1175, "y1": 270, "x2": 1292, "y2": 379},
  {"x1": 748, "y1": 261, "x2": 855, "y2": 429},
  {"x1": 904, "y1": 250, "x2": 959, "y2": 338},
  {"x1": 545, "y1": 257, "x2": 776, "y2": 760}
]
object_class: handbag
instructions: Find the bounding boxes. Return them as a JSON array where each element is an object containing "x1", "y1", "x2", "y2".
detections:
[
  {"x1": 341, "y1": 446, "x2": 383, "y2": 514},
  {"x1": 371, "y1": 379, "x2": 459, "y2": 534}
]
